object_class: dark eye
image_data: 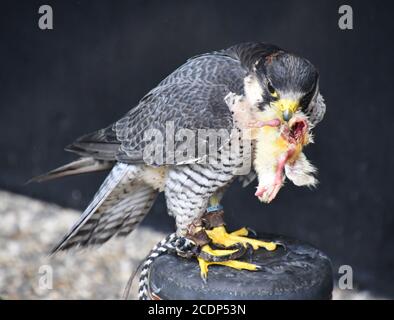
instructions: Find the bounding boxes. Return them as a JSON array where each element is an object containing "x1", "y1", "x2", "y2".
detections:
[{"x1": 267, "y1": 81, "x2": 278, "y2": 98}]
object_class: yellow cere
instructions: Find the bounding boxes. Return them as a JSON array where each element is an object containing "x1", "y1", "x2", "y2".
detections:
[{"x1": 272, "y1": 99, "x2": 299, "y2": 113}]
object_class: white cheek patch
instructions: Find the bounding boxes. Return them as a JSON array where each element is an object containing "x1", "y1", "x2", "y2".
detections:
[{"x1": 243, "y1": 75, "x2": 263, "y2": 106}]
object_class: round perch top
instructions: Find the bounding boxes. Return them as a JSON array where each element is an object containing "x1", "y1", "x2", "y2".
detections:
[{"x1": 148, "y1": 234, "x2": 333, "y2": 300}]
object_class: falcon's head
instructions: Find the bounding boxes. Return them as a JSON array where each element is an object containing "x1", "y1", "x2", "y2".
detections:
[
  {"x1": 230, "y1": 43, "x2": 327, "y2": 202},
  {"x1": 242, "y1": 48, "x2": 325, "y2": 128}
]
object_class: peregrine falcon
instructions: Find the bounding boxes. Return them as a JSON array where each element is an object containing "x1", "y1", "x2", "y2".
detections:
[{"x1": 32, "y1": 42, "x2": 326, "y2": 277}]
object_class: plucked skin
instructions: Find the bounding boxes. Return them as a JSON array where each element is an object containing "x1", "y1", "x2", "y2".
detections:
[
  {"x1": 253, "y1": 109, "x2": 316, "y2": 203},
  {"x1": 32, "y1": 42, "x2": 326, "y2": 252}
]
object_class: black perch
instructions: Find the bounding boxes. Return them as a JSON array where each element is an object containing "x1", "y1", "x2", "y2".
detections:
[{"x1": 146, "y1": 234, "x2": 333, "y2": 300}]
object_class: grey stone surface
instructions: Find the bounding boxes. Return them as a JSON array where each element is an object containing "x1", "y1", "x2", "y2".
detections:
[{"x1": 0, "y1": 190, "x2": 165, "y2": 299}]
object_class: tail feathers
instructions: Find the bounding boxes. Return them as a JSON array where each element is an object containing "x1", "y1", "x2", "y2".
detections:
[
  {"x1": 51, "y1": 163, "x2": 131, "y2": 253},
  {"x1": 27, "y1": 157, "x2": 113, "y2": 183},
  {"x1": 51, "y1": 163, "x2": 156, "y2": 254}
]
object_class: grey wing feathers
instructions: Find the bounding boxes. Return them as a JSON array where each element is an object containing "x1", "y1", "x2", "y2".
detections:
[
  {"x1": 66, "y1": 52, "x2": 247, "y2": 165},
  {"x1": 115, "y1": 82, "x2": 234, "y2": 164},
  {"x1": 48, "y1": 50, "x2": 249, "y2": 252},
  {"x1": 28, "y1": 157, "x2": 113, "y2": 183},
  {"x1": 65, "y1": 125, "x2": 120, "y2": 161},
  {"x1": 52, "y1": 163, "x2": 157, "y2": 252}
]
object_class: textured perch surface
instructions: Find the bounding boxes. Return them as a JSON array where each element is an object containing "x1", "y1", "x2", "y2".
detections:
[
  {"x1": 149, "y1": 234, "x2": 333, "y2": 300},
  {"x1": 0, "y1": 190, "x2": 382, "y2": 299}
]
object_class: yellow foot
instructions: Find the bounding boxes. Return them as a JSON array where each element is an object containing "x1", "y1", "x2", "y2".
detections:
[
  {"x1": 197, "y1": 244, "x2": 260, "y2": 280},
  {"x1": 206, "y1": 226, "x2": 277, "y2": 251}
]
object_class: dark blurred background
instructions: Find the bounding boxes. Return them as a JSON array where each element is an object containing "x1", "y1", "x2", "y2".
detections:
[{"x1": 1, "y1": 0, "x2": 393, "y2": 297}]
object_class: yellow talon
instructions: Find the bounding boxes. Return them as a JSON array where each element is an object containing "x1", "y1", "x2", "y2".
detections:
[
  {"x1": 199, "y1": 244, "x2": 238, "y2": 256},
  {"x1": 197, "y1": 244, "x2": 260, "y2": 280},
  {"x1": 214, "y1": 260, "x2": 260, "y2": 271},
  {"x1": 230, "y1": 227, "x2": 249, "y2": 237},
  {"x1": 198, "y1": 257, "x2": 209, "y2": 279},
  {"x1": 206, "y1": 226, "x2": 277, "y2": 251}
]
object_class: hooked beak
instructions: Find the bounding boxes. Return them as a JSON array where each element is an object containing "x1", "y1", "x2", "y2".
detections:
[
  {"x1": 283, "y1": 109, "x2": 293, "y2": 122},
  {"x1": 272, "y1": 99, "x2": 299, "y2": 122}
]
